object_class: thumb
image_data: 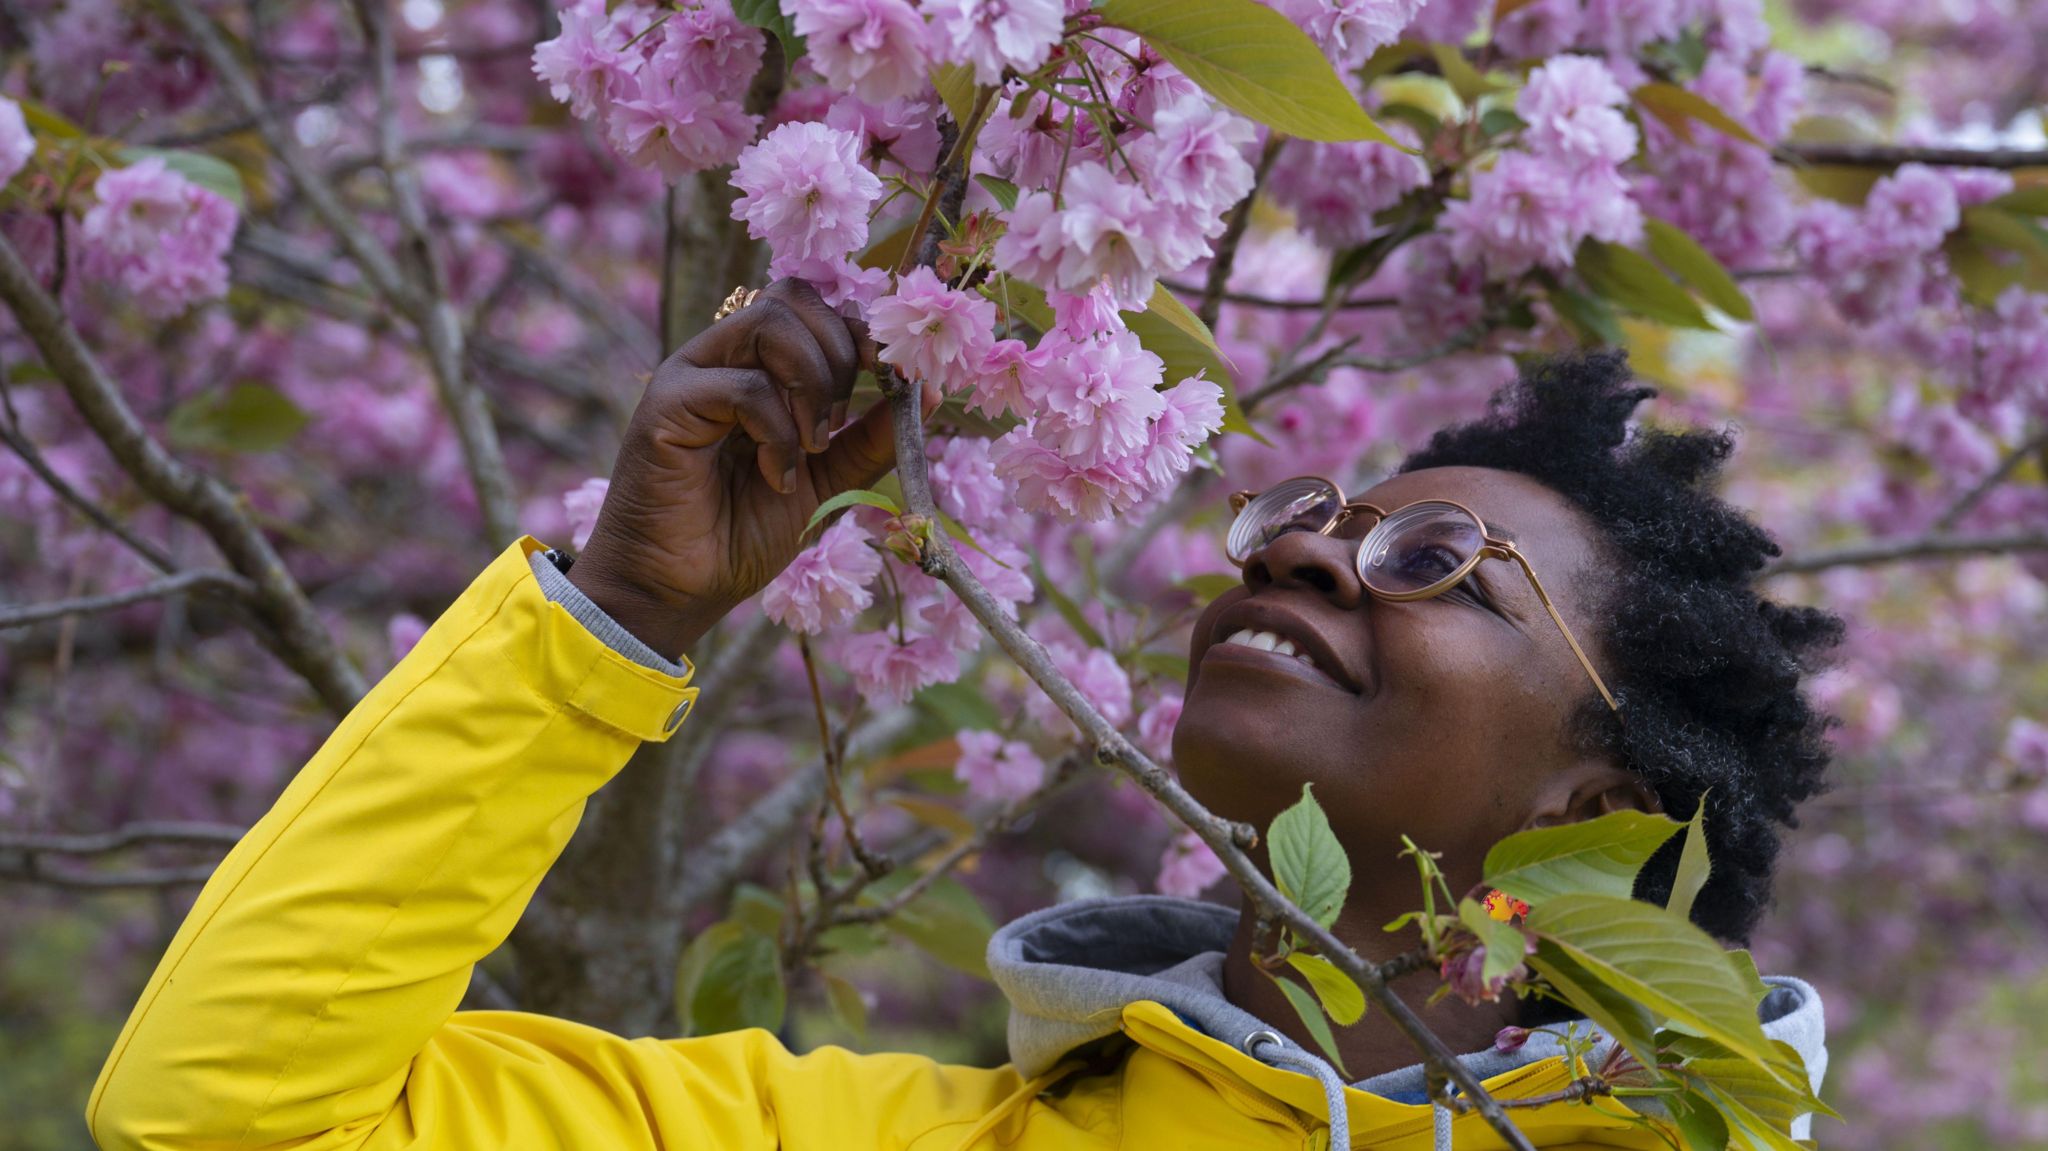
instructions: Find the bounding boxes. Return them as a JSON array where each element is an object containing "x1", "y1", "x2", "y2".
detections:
[{"x1": 813, "y1": 379, "x2": 943, "y2": 499}]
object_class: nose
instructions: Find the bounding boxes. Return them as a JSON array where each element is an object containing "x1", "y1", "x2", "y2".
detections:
[{"x1": 1243, "y1": 529, "x2": 1367, "y2": 608}]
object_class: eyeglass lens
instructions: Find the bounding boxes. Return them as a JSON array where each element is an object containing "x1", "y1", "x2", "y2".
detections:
[{"x1": 1230, "y1": 485, "x2": 1486, "y2": 599}]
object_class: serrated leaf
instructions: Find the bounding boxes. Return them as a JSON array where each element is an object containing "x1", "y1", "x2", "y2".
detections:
[
  {"x1": 1644, "y1": 220, "x2": 1753, "y2": 322},
  {"x1": 1483, "y1": 809, "x2": 1684, "y2": 905},
  {"x1": 1458, "y1": 897, "x2": 1532, "y2": 988},
  {"x1": 974, "y1": 174, "x2": 1020, "y2": 210},
  {"x1": 1665, "y1": 794, "x2": 1712, "y2": 923},
  {"x1": 1527, "y1": 894, "x2": 1783, "y2": 1075},
  {"x1": 1136, "y1": 284, "x2": 1265, "y2": 444},
  {"x1": 804, "y1": 488, "x2": 901, "y2": 534},
  {"x1": 118, "y1": 146, "x2": 248, "y2": 209},
  {"x1": 1269, "y1": 783, "x2": 1350, "y2": 928},
  {"x1": 823, "y1": 971, "x2": 870, "y2": 1040},
  {"x1": 730, "y1": 0, "x2": 804, "y2": 63},
  {"x1": 1632, "y1": 82, "x2": 1763, "y2": 149},
  {"x1": 1700, "y1": 1080, "x2": 1812, "y2": 1151},
  {"x1": 1097, "y1": 0, "x2": 1401, "y2": 145},
  {"x1": 1272, "y1": 972, "x2": 1352, "y2": 1075},
  {"x1": 165, "y1": 383, "x2": 307, "y2": 454},
  {"x1": 1669, "y1": 1088, "x2": 1733, "y2": 1151},
  {"x1": 1548, "y1": 283, "x2": 1626, "y2": 346},
  {"x1": 675, "y1": 920, "x2": 786, "y2": 1037},
  {"x1": 858, "y1": 870, "x2": 995, "y2": 978},
  {"x1": 1576, "y1": 239, "x2": 1714, "y2": 330},
  {"x1": 1285, "y1": 952, "x2": 1365, "y2": 1024},
  {"x1": 1526, "y1": 938, "x2": 1660, "y2": 1067}
]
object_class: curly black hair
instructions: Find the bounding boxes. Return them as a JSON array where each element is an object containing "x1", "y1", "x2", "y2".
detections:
[{"x1": 1398, "y1": 351, "x2": 1842, "y2": 947}]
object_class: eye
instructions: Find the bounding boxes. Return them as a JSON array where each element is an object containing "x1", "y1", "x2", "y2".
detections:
[{"x1": 1393, "y1": 542, "x2": 1466, "y2": 583}]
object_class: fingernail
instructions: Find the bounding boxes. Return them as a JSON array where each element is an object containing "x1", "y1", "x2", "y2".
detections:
[
  {"x1": 814, "y1": 417, "x2": 831, "y2": 447},
  {"x1": 782, "y1": 465, "x2": 799, "y2": 493}
]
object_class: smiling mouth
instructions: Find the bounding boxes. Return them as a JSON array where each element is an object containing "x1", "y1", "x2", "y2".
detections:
[{"x1": 1208, "y1": 627, "x2": 1347, "y2": 691}]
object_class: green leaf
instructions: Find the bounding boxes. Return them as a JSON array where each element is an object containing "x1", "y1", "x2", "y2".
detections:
[
  {"x1": 1665, "y1": 794, "x2": 1712, "y2": 923},
  {"x1": 165, "y1": 383, "x2": 308, "y2": 454},
  {"x1": 730, "y1": 0, "x2": 804, "y2": 63},
  {"x1": 1527, "y1": 894, "x2": 1782, "y2": 1075},
  {"x1": 1548, "y1": 284, "x2": 1625, "y2": 347},
  {"x1": 1791, "y1": 163, "x2": 1881, "y2": 205},
  {"x1": 932, "y1": 63, "x2": 980, "y2": 131},
  {"x1": 1990, "y1": 186, "x2": 2048, "y2": 216},
  {"x1": 823, "y1": 971, "x2": 870, "y2": 1041},
  {"x1": 1478, "y1": 108, "x2": 1528, "y2": 138},
  {"x1": 1427, "y1": 43, "x2": 1500, "y2": 104},
  {"x1": 1271, "y1": 972, "x2": 1352, "y2": 1075},
  {"x1": 1135, "y1": 284, "x2": 1265, "y2": 444},
  {"x1": 18, "y1": 99, "x2": 83, "y2": 140},
  {"x1": 1483, "y1": 809, "x2": 1684, "y2": 905},
  {"x1": 118, "y1": 147, "x2": 248, "y2": 209},
  {"x1": 1699, "y1": 1079, "x2": 1812, "y2": 1151},
  {"x1": 1269, "y1": 783, "x2": 1350, "y2": 928},
  {"x1": 1130, "y1": 649, "x2": 1192, "y2": 680},
  {"x1": 729, "y1": 882, "x2": 787, "y2": 938},
  {"x1": 1097, "y1": 0, "x2": 1401, "y2": 145},
  {"x1": 914, "y1": 680, "x2": 1004, "y2": 732},
  {"x1": 1664, "y1": 1034, "x2": 1831, "y2": 1122},
  {"x1": 857, "y1": 871, "x2": 996, "y2": 978},
  {"x1": 1576, "y1": 239, "x2": 1714, "y2": 330},
  {"x1": 803, "y1": 488, "x2": 901, "y2": 535},
  {"x1": 1031, "y1": 556, "x2": 1107, "y2": 649},
  {"x1": 1644, "y1": 220, "x2": 1753, "y2": 321},
  {"x1": 1631, "y1": 83, "x2": 1763, "y2": 149},
  {"x1": 1176, "y1": 573, "x2": 1242, "y2": 600},
  {"x1": 675, "y1": 920, "x2": 787, "y2": 1037},
  {"x1": 1525, "y1": 937, "x2": 1661, "y2": 1067},
  {"x1": 1285, "y1": 952, "x2": 1365, "y2": 1024},
  {"x1": 1457, "y1": 897, "x2": 1532, "y2": 988},
  {"x1": 1668, "y1": 1088, "x2": 1733, "y2": 1151},
  {"x1": 974, "y1": 174, "x2": 1020, "y2": 210}
]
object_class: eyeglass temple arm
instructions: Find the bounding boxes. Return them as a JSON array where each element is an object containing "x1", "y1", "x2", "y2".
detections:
[{"x1": 1500, "y1": 547, "x2": 1623, "y2": 715}]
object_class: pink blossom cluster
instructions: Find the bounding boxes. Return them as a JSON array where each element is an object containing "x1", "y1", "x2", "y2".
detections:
[
  {"x1": 789, "y1": 0, "x2": 1064, "y2": 99},
  {"x1": 953, "y1": 729, "x2": 1047, "y2": 802},
  {"x1": 1442, "y1": 55, "x2": 1642, "y2": 276},
  {"x1": 77, "y1": 157, "x2": 239, "y2": 318},
  {"x1": 1790, "y1": 163, "x2": 1993, "y2": 324},
  {"x1": 533, "y1": 0, "x2": 764, "y2": 179}
]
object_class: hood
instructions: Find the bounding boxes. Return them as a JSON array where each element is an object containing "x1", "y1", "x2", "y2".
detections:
[{"x1": 988, "y1": 896, "x2": 1828, "y2": 1135}]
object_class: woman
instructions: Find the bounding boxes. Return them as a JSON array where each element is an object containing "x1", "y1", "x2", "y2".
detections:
[{"x1": 85, "y1": 280, "x2": 1835, "y2": 1150}]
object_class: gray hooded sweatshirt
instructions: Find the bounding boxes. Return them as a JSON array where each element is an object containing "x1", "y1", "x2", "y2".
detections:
[{"x1": 987, "y1": 896, "x2": 1829, "y2": 1151}]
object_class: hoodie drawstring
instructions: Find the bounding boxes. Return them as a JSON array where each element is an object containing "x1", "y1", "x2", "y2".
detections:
[
  {"x1": 1244, "y1": 1031, "x2": 1351, "y2": 1150},
  {"x1": 1433, "y1": 1095, "x2": 1454, "y2": 1151}
]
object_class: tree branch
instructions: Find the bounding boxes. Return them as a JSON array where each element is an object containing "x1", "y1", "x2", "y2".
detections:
[
  {"x1": 1196, "y1": 134, "x2": 1283, "y2": 330},
  {"x1": 1933, "y1": 428, "x2": 2048, "y2": 532},
  {"x1": 0, "y1": 232, "x2": 365, "y2": 713},
  {"x1": 0, "y1": 407, "x2": 177, "y2": 573},
  {"x1": 1243, "y1": 326, "x2": 1486, "y2": 413},
  {"x1": 0, "y1": 822, "x2": 246, "y2": 854},
  {"x1": 169, "y1": 0, "x2": 519, "y2": 544},
  {"x1": 1765, "y1": 531, "x2": 2048, "y2": 576},
  {"x1": 0, "y1": 570, "x2": 255, "y2": 630},
  {"x1": 1780, "y1": 142, "x2": 2048, "y2": 169}
]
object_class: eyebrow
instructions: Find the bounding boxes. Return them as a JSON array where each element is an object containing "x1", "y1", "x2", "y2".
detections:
[{"x1": 1486, "y1": 519, "x2": 1519, "y2": 542}]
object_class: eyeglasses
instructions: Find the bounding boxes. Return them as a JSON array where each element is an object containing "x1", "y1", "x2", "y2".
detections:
[{"x1": 1226, "y1": 476, "x2": 1620, "y2": 714}]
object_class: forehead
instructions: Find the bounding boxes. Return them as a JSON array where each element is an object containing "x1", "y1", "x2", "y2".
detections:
[{"x1": 1356, "y1": 466, "x2": 1604, "y2": 574}]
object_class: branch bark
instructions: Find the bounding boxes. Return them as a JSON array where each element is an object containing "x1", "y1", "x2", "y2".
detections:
[
  {"x1": 0, "y1": 232, "x2": 365, "y2": 713},
  {"x1": 1196, "y1": 134, "x2": 1283, "y2": 331},
  {"x1": 0, "y1": 570, "x2": 255, "y2": 630},
  {"x1": 1765, "y1": 531, "x2": 2048, "y2": 576},
  {"x1": 1780, "y1": 142, "x2": 2048, "y2": 169},
  {"x1": 169, "y1": 0, "x2": 520, "y2": 545}
]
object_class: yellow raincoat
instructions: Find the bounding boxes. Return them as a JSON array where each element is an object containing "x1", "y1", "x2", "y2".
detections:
[{"x1": 86, "y1": 540, "x2": 1725, "y2": 1151}]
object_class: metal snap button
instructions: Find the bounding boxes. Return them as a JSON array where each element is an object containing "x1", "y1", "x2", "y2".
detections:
[{"x1": 663, "y1": 696, "x2": 694, "y2": 734}]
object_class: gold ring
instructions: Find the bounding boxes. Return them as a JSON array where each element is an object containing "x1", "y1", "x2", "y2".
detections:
[{"x1": 713, "y1": 285, "x2": 760, "y2": 321}]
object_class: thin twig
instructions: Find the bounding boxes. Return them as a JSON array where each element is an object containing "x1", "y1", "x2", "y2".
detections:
[
  {"x1": 799, "y1": 633, "x2": 889, "y2": 878},
  {"x1": 0, "y1": 862, "x2": 220, "y2": 889},
  {"x1": 1764, "y1": 532, "x2": 2048, "y2": 577},
  {"x1": 0, "y1": 407, "x2": 177, "y2": 573},
  {"x1": 1779, "y1": 142, "x2": 2048, "y2": 169},
  {"x1": 0, "y1": 232, "x2": 365, "y2": 713},
  {"x1": 0, "y1": 822, "x2": 246, "y2": 854},
  {"x1": 1196, "y1": 134, "x2": 1283, "y2": 330},
  {"x1": 1455, "y1": 1075, "x2": 1614, "y2": 1111},
  {"x1": 1243, "y1": 326, "x2": 1487, "y2": 413},
  {"x1": 0, "y1": 570, "x2": 255, "y2": 630},
  {"x1": 1167, "y1": 281, "x2": 1400, "y2": 312},
  {"x1": 1933, "y1": 428, "x2": 2048, "y2": 531}
]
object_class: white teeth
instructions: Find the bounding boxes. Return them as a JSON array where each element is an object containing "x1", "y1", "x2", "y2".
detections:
[
  {"x1": 1225, "y1": 628, "x2": 1256, "y2": 646},
  {"x1": 1272, "y1": 639, "x2": 1298, "y2": 657},
  {"x1": 1224, "y1": 629, "x2": 1299, "y2": 657},
  {"x1": 1246, "y1": 631, "x2": 1279, "y2": 652}
]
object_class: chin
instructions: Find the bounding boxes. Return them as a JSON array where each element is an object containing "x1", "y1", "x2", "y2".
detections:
[{"x1": 1170, "y1": 676, "x2": 1324, "y2": 834}]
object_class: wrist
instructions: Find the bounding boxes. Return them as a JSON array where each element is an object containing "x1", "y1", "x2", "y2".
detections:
[{"x1": 564, "y1": 551, "x2": 724, "y2": 659}]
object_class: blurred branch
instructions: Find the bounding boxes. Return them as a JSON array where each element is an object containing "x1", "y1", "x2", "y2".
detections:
[
  {"x1": 1196, "y1": 134, "x2": 1283, "y2": 330},
  {"x1": 0, "y1": 570, "x2": 254, "y2": 630},
  {"x1": 1244, "y1": 326, "x2": 1486, "y2": 413},
  {"x1": 500, "y1": 228, "x2": 661, "y2": 369},
  {"x1": 1933, "y1": 428, "x2": 2048, "y2": 531},
  {"x1": 0, "y1": 822, "x2": 244, "y2": 854},
  {"x1": 0, "y1": 862, "x2": 220, "y2": 889},
  {"x1": 168, "y1": 0, "x2": 519, "y2": 545},
  {"x1": 1765, "y1": 531, "x2": 2048, "y2": 576},
  {"x1": 1780, "y1": 142, "x2": 2048, "y2": 169},
  {"x1": 1166, "y1": 281, "x2": 1399, "y2": 312},
  {"x1": 0, "y1": 232, "x2": 365, "y2": 713},
  {"x1": 0, "y1": 401, "x2": 177, "y2": 573}
]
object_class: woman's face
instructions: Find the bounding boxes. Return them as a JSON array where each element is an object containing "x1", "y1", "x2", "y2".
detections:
[{"x1": 1174, "y1": 465, "x2": 1617, "y2": 885}]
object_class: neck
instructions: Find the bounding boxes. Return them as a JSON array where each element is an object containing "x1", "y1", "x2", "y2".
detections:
[{"x1": 1220, "y1": 891, "x2": 1517, "y2": 1083}]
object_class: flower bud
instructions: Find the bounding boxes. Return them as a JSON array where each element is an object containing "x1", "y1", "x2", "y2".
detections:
[{"x1": 1494, "y1": 1026, "x2": 1531, "y2": 1054}]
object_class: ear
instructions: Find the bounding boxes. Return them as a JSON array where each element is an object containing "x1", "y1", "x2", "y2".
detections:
[{"x1": 1522, "y1": 760, "x2": 1662, "y2": 831}]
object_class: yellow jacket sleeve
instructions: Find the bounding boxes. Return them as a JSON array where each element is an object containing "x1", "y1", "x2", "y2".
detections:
[{"x1": 86, "y1": 539, "x2": 1020, "y2": 1151}]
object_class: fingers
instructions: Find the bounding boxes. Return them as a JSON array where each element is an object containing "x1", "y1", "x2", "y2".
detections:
[
  {"x1": 650, "y1": 366, "x2": 805, "y2": 493},
  {"x1": 817, "y1": 378, "x2": 943, "y2": 498},
  {"x1": 681, "y1": 279, "x2": 861, "y2": 456},
  {"x1": 759, "y1": 279, "x2": 862, "y2": 449}
]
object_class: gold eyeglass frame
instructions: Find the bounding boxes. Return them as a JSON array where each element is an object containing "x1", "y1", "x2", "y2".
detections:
[{"x1": 1227, "y1": 479, "x2": 1622, "y2": 715}]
